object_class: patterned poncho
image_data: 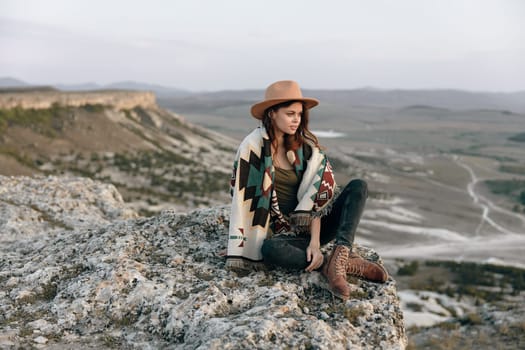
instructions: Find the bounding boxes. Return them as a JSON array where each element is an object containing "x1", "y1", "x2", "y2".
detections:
[{"x1": 226, "y1": 127, "x2": 337, "y2": 270}]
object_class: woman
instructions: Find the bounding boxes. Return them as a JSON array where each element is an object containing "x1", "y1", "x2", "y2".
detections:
[{"x1": 226, "y1": 80, "x2": 387, "y2": 300}]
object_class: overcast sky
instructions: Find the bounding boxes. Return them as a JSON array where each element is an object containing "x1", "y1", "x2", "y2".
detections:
[{"x1": 1, "y1": 0, "x2": 524, "y2": 91}]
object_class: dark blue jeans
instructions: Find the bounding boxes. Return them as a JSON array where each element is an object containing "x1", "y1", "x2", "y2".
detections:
[{"x1": 261, "y1": 179, "x2": 368, "y2": 269}]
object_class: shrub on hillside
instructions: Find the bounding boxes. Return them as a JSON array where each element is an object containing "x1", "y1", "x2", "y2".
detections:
[
  {"x1": 426, "y1": 260, "x2": 525, "y2": 296},
  {"x1": 484, "y1": 179, "x2": 525, "y2": 206},
  {"x1": 508, "y1": 132, "x2": 525, "y2": 142},
  {"x1": 81, "y1": 103, "x2": 106, "y2": 113},
  {"x1": 397, "y1": 261, "x2": 419, "y2": 276},
  {"x1": 0, "y1": 103, "x2": 68, "y2": 136}
]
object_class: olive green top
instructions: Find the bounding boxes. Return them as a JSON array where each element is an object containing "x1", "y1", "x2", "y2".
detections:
[{"x1": 274, "y1": 167, "x2": 302, "y2": 216}]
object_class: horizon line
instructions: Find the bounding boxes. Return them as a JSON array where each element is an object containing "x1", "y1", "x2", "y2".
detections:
[{"x1": 1, "y1": 76, "x2": 525, "y2": 95}]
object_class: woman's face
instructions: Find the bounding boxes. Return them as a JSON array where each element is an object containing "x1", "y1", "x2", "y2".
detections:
[{"x1": 270, "y1": 102, "x2": 303, "y2": 137}]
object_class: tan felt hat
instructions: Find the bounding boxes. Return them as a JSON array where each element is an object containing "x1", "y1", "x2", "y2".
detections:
[{"x1": 250, "y1": 80, "x2": 319, "y2": 120}]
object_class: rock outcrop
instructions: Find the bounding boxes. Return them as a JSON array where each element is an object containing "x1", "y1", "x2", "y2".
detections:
[
  {"x1": 0, "y1": 176, "x2": 407, "y2": 349},
  {"x1": 0, "y1": 91, "x2": 237, "y2": 214},
  {"x1": 0, "y1": 90, "x2": 157, "y2": 110}
]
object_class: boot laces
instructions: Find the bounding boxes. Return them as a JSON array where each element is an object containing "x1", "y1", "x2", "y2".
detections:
[
  {"x1": 334, "y1": 246, "x2": 349, "y2": 276},
  {"x1": 347, "y1": 259, "x2": 366, "y2": 278}
]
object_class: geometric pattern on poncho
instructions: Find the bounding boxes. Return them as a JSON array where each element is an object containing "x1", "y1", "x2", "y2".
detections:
[
  {"x1": 237, "y1": 137, "x2": 272, "y2": 228},
  {"x1": 313, "y1": 158, "x2": 336, "y2": 211}
]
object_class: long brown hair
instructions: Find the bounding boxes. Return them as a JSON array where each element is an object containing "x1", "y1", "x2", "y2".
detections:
[{"x1": 262, "y1": 100, "x2": 321, "y2": 154}]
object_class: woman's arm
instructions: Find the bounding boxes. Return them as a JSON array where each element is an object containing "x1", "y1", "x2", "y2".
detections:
[
  {"x1": 309, "y1": 216, "x2": 321, "y2": 246},
  {"x1": 305, "y1": 216, "x2": 323, "y2": 272}
]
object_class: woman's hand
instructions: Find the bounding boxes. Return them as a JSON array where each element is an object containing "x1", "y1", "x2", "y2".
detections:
[
  {"x1": 306, "y1": 216, "x2": 323, "y2": 272},
  {"x1": 305, "y1": 243, "x2": 324, "y2": 272}
]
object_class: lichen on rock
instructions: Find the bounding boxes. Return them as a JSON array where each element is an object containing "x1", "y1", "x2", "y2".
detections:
[{"x1": 0, "y1": 176, "x2": 407, "y2": 349}]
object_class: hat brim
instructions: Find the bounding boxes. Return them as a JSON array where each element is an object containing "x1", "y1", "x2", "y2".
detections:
[{"x1": 250, "y1": 98, "x2": 319, "y2": 120}]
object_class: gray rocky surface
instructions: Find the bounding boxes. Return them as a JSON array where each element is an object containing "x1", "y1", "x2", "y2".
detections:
[{"x1": 0, "y1": 175, "x2": 407, "y2": 349}]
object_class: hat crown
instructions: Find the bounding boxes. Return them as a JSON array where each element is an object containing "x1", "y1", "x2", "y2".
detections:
[
  {"x1": 250, "y1": 80, "x2": 318, "y2": 119},
  {"x1": 265, "y1": 80, "x2": 304, "y2": 100}
]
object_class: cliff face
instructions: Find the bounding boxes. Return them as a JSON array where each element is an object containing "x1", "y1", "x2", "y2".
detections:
[
  {"x1": 0, "y1": 176, "x2": 407, "y2": 349},
  {"x1": 0, "y1": 90, "x2": 237, "y2": 215},
  {"x1": 0, "y1": 90, "x2": 157, "y2": 110}
]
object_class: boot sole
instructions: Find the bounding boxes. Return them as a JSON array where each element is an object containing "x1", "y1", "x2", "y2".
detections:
[
  {"x1": 328, "y1": 289, "x2": 349, "y2": 301},
  {"x1": 346, "y1": 271, "x2": 389, "y2": 283},
  {"x1": 319, "y1": 274, "x2": 350, "y2": 301}
]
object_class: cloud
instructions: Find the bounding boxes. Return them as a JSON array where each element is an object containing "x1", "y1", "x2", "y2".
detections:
[{"x1": 1, "y1": 7, "x2": 524, "y2": 92}]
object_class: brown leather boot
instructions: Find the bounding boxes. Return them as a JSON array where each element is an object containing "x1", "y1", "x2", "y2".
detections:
[
  {"x1": 347, "y1": 252, "x2": 388, "y2": 283},
  {"x1": 322, "y1": 245, "x2": 351, "y2": 300}
]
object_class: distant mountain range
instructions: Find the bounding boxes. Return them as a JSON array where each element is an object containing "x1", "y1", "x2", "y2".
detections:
[
  {"x1": 0, "y1": 77, "x2": 192, "y2": 98},
  {"x1": 2, "y1": 76, "x2": 525, "y2": 112},
  {"x1": 0, "y1": 77, "x2": 30, "y2": 87},
  {"x1": 158, "y1": 88, "x2": 525, "y2": 114}
]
